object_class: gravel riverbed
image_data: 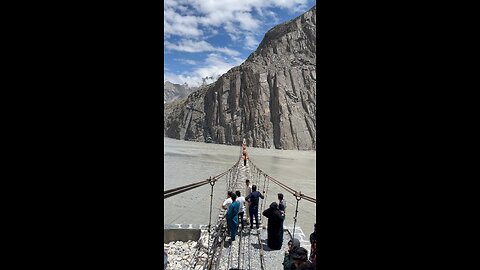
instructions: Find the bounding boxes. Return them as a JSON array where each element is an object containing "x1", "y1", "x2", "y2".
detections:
[{"x1": 164, "y1": 226, "x2": 311, "y2": 270}]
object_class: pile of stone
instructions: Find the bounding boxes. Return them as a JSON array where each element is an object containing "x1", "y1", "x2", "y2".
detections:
[{"x1": 164, "y1": 232, "x2": 210, "y2": 270}]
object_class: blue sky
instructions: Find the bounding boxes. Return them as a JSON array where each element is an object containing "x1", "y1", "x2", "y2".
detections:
[{"x1": 164, "y1": 0, "x2": 316, "y2": 87}]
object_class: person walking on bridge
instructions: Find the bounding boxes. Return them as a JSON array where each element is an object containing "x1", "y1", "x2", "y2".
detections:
[
  {"x1": 222, "y1": 191, "x2": 233, "y2": 210},
  {"x1": 235, "y1": 190, "x2": 246, "y2": 230},
  {"x1": 226, "y1": 193, "x2": 240, "y2": 242},
  {"x1": 245, "y1": 185, "x2": 264, "y2": 229},
  {"x1": 245, "y1": 179, "x2": 252, "y2": 226},
  {"x1": 262, "y1": 202, "x2": 285, "y2": 250}
]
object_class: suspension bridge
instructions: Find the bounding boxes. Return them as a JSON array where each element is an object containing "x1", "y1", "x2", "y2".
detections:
[{"x1": 164, "y1": 143, "x2": 316, "y2": 270}]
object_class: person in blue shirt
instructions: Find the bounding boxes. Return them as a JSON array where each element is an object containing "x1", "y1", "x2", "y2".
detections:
[
  {"x1": 226, "y1": 193, "x2": 240, "y2": 241},
  {"x1": 245, "y1": 185, "x2": 264, "y2": 229}
]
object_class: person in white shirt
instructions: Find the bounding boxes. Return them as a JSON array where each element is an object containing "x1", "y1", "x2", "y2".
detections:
[
  {"x1": 235, "y1": 190, "x2": 246, "y2": 230},
  {"x1": 245, "y1": 179, "x2": 252, "y2": 225},
  {"x1": 222, "y1": 191, "x2": 233, "y2": 210},
  {"x1": 222, "y1": 191, "x2": 233, "y2": 236}
]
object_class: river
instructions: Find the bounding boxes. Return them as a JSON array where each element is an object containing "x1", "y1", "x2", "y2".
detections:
[{"x1": 164, "y1": 137, "x2": 316, "y2": 234}]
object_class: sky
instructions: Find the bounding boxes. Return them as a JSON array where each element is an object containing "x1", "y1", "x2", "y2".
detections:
[{"x1": 164, "y1": 0, "x2": 316, "y2": 87}]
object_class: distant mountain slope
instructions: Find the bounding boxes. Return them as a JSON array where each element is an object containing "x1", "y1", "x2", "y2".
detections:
[
  {"x1": 164, "y1": 5, "x2": 316, "y2": 150},
  {"x1": 164, "y1": 81, "x2": 197, "y2": 104}
]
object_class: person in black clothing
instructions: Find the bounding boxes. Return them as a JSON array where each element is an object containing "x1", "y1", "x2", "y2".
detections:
[
  {"x1": 262, "y1": 202, "x2": 285, "y2": 250},
  {"x1": 290, "y1": 247, "x2": 309, "y2": 269},
  {"x1": 297, "y1": 262, "x2": 315, "y2": 270},
  {"x1": 309, "y1": 223, "x2": 316, "y2": 266},
  {"x1": 245, "y1": 185, "x2": 264, "y2": 229},
  {"x1": 283, "y1": 238, "x2": 300, "y2": 270}
]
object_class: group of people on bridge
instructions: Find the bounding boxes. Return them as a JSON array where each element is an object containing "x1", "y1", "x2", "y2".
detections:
[
  {"x1": 221, "y1": 140, "x2": 316, "y2": 269},
  {"x1": 282, "y1": 223, "x2": 317, "y2": 269},
  {"x1": 222, "y1": 179, "x2": 265, "y2": 241},
  {"x1": 221, "y1": 180, "x2": 317, "y2": 269}
]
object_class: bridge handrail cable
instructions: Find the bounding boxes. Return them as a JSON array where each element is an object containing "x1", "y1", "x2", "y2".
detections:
[
  {"x1": 248, "y1": 158, "x2": 316, "y2": 204},
  {"x1": 164, "y1": 159, "x2": 240, "y2": 199}
]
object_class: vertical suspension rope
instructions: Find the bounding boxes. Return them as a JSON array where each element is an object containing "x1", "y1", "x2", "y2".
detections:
[
  {"x1": 226, "y1": 170, "x2": 230, "y2": 191},
  {"x1": 292, "y1": 192, "x2": 302, "y2": 238},
  {"x1": 237, "y1": 230, "x2": 242, "y2": 269},
  {"x1": 263, "y1": 177, "x2": 270, "y2": 215},
  {"x1": 207, "y1": 177, "x2": 215, "y2": 248},
  {"x1": 259, "y1": 174, "x2": 267, "y2": 224},
  {"x1": 261, "y1": 173, "x2": 266, "y2": 194}
]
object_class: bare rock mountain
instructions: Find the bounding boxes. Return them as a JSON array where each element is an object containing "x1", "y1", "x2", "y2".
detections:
[
  {"x1": 164, "y1": 5, "x2": 316, "y2": 150},
  {"x1": 164, "y1": 81, "x2": 198, "y2": 104}
]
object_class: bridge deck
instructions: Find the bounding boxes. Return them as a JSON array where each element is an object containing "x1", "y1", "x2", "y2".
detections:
[{"x1": 164, "y1": 160, "x2": 313, "y2": 270}]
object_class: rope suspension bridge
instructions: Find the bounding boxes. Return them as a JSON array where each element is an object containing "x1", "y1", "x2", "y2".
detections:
[{"x1": 164, "y1": 142, "x2": 316, "y2": 270}]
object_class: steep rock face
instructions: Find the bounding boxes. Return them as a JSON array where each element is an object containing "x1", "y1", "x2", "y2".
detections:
[{"x1": 164, "y1": 6, "x2": 316, "y2": 150}]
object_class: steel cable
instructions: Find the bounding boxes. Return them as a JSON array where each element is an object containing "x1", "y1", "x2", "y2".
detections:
[{"x1": 248, "y1": 159, "x2": 317, "y2": 204}]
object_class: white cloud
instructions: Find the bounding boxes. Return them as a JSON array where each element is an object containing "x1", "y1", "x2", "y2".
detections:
[
  {"x1": 165, "y1": 39, "x2": 240, "y2": 57},
  {"x1": 223, "y1": 22, "x2": 241, "y2": 42},
  {"x1": 164, "y1": 0, "x2": 311, "y2": 40},
  {"x1": 164, "y1": 8, "x2": 203, "y2": 37},
  {"x1": 163, "y1": 0, "x2": 315, "y2": 86},
  {"x1": 173, "y1": 58, "x2": 198, "y2": 65},
  {"x1": 234, "y1": 11, "x2": 260, "y2": 30},
  {"x1": 183, "y1": 59, "x2": 197, "y2": 65},
  {"x1": 194, "y1": 54, "x2": 243, "y2": 79},
  {"x1": 164, "y1": 53, "x2": 244, "y2": 87},
  {"x1": 245, "y1": 35, "x2": 259, "y2": 50}
]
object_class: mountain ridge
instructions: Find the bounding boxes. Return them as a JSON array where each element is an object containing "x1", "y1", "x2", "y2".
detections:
[{"x1": 164, "y1": 81, "x2": 198, "y2": 104}]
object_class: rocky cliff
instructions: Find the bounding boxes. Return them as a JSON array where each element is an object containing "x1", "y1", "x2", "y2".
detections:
[{"x1": 164, "y1": 5, "x2": 316, "y2": 150}]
